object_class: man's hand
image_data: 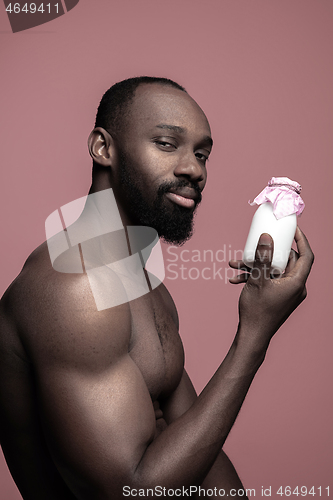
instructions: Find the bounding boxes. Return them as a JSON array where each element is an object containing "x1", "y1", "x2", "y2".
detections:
[{"x1": 229, "y1": 227, "x2": 314, "y2": 348}]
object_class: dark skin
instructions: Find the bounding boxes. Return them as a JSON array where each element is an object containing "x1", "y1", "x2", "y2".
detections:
[{"x1": 0, "y1": 84, "x2": 314, "y2": 500}]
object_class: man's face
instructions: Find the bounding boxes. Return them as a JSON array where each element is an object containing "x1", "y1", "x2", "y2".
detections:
[{"x1": 113, "y1": 84, "x2": 213, "y2": 245}]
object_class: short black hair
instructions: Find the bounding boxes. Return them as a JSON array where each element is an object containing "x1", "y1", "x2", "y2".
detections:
[{"x1": 94, "y1": 76, "x2": 187, "y2": 138}]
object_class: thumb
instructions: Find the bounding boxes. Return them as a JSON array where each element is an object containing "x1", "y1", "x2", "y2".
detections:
[
  {"x1": 255, "y1": 233, "x2": 274, "y2": 266},
  {"x1": 255, "y1": 233, "x2": 274, "y2": 267},
  {"x1": 250, "y1": 233, "x2": 274, "y2": 283}
]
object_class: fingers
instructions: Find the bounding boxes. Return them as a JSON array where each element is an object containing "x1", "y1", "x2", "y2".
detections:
[
  {"x1": 284, "y1": 249, "x2": 298, "y2": 275},
  {"x1": 228, "y1": 260, "x2": 250, "y2": 284},
  {"x1": 295, "y1": 226, "x2": 314, "y2": 264},
  {"x1": 229, "y1": 234, "x2": 274, "y2": 285},
  {"x1": 286, "y1": 227, "x2": 314, "y2": 280},
  {"x1": 229, "y1": 260, "x2": 250, "y2": 271},
  {"x1": 229, "y1": 273, "x2": 250, "y2": 285},
  {"x1": 228, "y1": 260, "x2": 251, "y2": 284}
]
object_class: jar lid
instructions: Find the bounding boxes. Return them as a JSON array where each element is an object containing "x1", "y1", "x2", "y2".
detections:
[
  {"x1": 249, "y1": 177, "x2": 305, "y2": 219},
  {"x1": 268, "y1": 177, "x2": 302, "y2": 194}
]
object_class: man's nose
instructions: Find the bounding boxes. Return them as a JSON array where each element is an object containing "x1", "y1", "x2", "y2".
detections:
[{"x1": 173, "y1": 154, "x2": 206, "y2": 184}]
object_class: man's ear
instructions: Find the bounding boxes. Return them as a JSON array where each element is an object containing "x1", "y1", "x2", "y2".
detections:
[{"x1": 88, "y1": 127, "x2": 115, "y2": 167}]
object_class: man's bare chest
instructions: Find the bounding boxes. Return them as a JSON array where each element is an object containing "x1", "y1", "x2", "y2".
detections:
[{"x1": 127, "y1": 289, "x2": 184, "y2": 402}]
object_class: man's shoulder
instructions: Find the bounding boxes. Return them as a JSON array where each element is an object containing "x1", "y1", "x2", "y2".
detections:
[
  {"x1": 1, "y1": 241, "x2": 50, "y2": 313},
  {"x1": 1, "y1": 241, "x2": 91, "y2": 318},
  {"x1": 1, "y1": 242, "x2": 132, "y2": 367}
]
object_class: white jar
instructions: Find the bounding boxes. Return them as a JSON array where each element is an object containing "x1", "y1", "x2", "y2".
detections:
[{"x1": 243, "y1": 177, "x2": 305, "y2": 274}]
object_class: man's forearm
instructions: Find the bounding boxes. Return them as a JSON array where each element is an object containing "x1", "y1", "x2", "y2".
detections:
[{"x1": 132, "y1": 330, "x2": 266, "y2": 491}]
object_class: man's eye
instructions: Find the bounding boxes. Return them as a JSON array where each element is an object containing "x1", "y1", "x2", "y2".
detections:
[
  {"x1": 154, "y1": 140, "x2": 177, "y2": 150},
  {"x1": 195, "y1": 152, "x2": 209, "y2": 163}
]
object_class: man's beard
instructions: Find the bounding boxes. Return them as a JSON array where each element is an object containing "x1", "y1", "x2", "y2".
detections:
[{"x1": 118, "y1": 151, "x2": 202, "y2": 245}]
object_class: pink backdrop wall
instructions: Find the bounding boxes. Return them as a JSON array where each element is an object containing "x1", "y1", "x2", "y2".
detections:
[{"x1": 0, "y1": 0, "x2": 332, "y2": 497}]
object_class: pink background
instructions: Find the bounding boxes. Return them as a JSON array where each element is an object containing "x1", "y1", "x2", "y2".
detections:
[{"x1": 0, "y1": 0, "x2": 332, "y2": 497}]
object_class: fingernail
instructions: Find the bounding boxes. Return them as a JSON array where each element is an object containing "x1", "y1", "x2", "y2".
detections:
[{"x1": 258, "y1": 233, "x2": 272, "y2": 246}]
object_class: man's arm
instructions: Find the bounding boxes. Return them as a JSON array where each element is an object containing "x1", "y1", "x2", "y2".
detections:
[
  {"x1": 131, "y1": 229, "x2": 313, "y2": 489},
  {"x1": 161, "y1": 369, "x2": 246, "y2": 497},
  {"x1": 22, "y1": 228, "x2": 312, "y2": 499}
]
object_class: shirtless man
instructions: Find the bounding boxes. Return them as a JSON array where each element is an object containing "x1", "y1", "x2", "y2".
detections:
[{"x1": 0, "y1": 77, "x2": 314, "y2": 500}]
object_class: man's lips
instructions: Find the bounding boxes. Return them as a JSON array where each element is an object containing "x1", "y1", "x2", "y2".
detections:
[{"x1": 165, "y1": 187, "x2": 200, "y2": 209}]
